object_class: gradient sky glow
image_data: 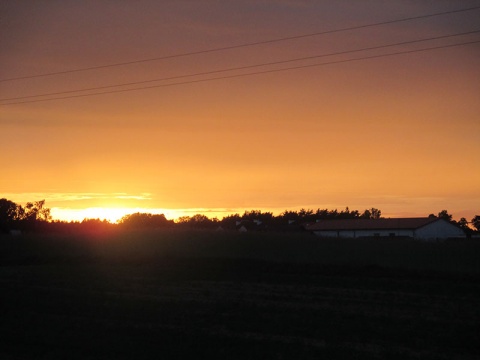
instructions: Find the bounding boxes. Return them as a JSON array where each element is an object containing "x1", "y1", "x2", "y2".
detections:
[{"x1": 1, "y1": 1, "x2": 479, "y2": 222}]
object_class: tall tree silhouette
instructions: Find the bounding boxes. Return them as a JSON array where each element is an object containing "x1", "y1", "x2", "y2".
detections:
[
  {"x1": 437, "y1": 210, "x2": 453, "y2": 222},
  {"x1": 0, "y1": 198, "x2": 24, "y2": 232},
  {"x1": 471, "y1": 215, "x2": 480, "y2": 232},
  {"x1": 361, "y1": 208, "x2": 382, "y2": 219}
]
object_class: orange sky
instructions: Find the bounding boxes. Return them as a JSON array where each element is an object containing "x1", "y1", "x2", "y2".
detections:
[{"x1": 1, "y1": 1, "x2": 479, "y2": 222}]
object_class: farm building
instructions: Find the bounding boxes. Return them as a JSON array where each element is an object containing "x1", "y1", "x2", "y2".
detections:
[{"x1": 305, "y1": 217, "x2": 465, "y2": 240}]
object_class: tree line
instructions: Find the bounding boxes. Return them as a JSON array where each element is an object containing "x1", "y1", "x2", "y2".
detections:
[
  {"x1": 1, "y1": 198, "x2": 479, "y2": 235},
  {"x1": 0, "y1": 198, "x2": 52, "y2": 232}
]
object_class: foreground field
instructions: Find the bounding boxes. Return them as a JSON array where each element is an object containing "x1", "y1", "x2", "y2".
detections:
[{"x1": 1, "y1": 230, "x2": 479, "y2": 359}]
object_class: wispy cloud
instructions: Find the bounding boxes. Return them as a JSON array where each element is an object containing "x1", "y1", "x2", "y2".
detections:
[
  {"x1": 114, "y1": 193, "x2": 152, "y2": 200},
  {"x1": 1, "y1": 192, "x2": 152, "y2": 203}
]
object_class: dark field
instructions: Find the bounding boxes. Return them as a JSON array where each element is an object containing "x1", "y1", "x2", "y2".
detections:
[{"x1": 1, "y1": 230, "x2": 479, "y2": 359}]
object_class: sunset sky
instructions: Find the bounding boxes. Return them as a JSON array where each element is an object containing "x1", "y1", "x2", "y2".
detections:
[{"x1": 1, "y1": 1, "x2": 479, "y2": 222}]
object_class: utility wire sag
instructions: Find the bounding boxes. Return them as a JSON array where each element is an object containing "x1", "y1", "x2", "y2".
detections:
[
  {"x1": 2, "y1": 39, "x2": 479, "y2": 105},
  {"x1": 1, "y1": 29, "x2": 478, "y2": 102}
]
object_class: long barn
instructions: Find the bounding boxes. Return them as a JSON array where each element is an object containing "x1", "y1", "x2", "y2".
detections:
[{"x1": 305, "y1": 217, "x2": 465, "y2": 240}]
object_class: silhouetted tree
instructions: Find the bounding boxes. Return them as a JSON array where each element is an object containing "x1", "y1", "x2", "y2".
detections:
[
  {"x1": 119, "y1": 212, "x2": 173, "y2": 229},
  {"x1": 177, "y1": 214, "x2": 219, "y2": 229},
  {"x1": 298, "y1": 208, "x2": 314, "y2": 218},
  {"x1": 0, "y1": 198, "x2": 24, "y2": 232},
  {"x1": 241, "y1": 210, "x2": 273, "y2": 223},
  {"x1": 0, "y1": 198, "x2": 54, "y2": 232},
  {"x1": 338, "y1": 207, "x2": 360, "y2": 219},
  {"x1": 360, "y1": 208, "x2": 382, "y2": 219},
  {"x1": 21, "y1": 200, "x2": 52, "y2": 231},
  {"x1": 328, "y1": 208, "x2": 339, "y2": 218},
  {"x1": 456, "y1": 217, "x2": 473, "y2": 236},
  {"x1": 437, "y1": 210, "x2": 453, "y2": 222},
  {"x1": 24, "y1": 200, "x2": 52, "y2": 222},
  {"x1": 66, "y1": 218, "x2": 116, "y2": 235},
  {"x1": 457, "y1": 217, "x2": 468, "y2": 229},
  {"x1": 283, "y1": 209, "x2": 310, "y2": 223},
  {"x1": 220, "y1": 213, "x2": 242, "y2": 230},
  {"x1": 280, "y1": 210, "x2": 300, "y2": 223},
  {"x1": 371, "y1": 208, "x2": 382, "y2": 219},
  {"x1": 360, "y1": 209, "x2": 371, "y2": 219},
  {"x1": 350, "y1": 210, "x2": 361, "y2": 218},
  {"x1": 471, "y1": 215, "x2": 480, "y2": 232},
  {"x1": 313, "y1": 209, "x2": 327, "y2": 220},
  {"x1": 176, "y1": 216, "x2": 190, "y2": 223}
]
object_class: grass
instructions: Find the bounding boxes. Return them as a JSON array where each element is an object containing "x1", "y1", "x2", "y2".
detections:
[
  {"x1": 2, "y1": 229, "x2": 480, "y2": 273},
  {"x1": 1, "y1": 230, "x2": 479, "y2": 359}
]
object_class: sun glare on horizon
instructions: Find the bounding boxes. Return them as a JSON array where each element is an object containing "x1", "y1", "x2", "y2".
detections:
[
  {"x1": 50, "y1": 206, "x2": 281, "y2": 223},
  {"x1": 50, "y1": 207, "x2": 182, "y2": 223},
  {"x1": 50, "y1": 207, "x2": 248, "y2": 223}
]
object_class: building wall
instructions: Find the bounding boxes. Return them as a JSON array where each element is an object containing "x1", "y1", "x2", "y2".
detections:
[
  {"x1": 338, "y1": 230, "x2": 355, "y2": 238},
  {"x1": 314, "y1": 230, "x2": 340, "y2": 237},
  {"x1": 313, "y1": 229, "x2": 414, "y2": 238},
  {"x1": 355, "y1": 229, "x2": 414, "y2": 238},
  {"x1": 414, "y1": 219, "x2": 465, "y2": 240},
  {"x1": 311, "y1": 219, "x2": 465, "y2": 240}
]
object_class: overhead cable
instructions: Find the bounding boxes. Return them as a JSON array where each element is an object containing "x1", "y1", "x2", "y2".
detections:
[
  {"x1": 2, "y1": 39, "x2": 478, "y2": 105},
  {"x1": 1, "y1": 29, "x2": 478, "y2": 102}
]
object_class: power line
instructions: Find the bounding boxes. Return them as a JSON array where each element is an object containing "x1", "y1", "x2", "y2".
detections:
[
  {"x1": 1, "y1": 30, "x2": 478, "y2": 102},
  {"x1": 2, "y1": 39, "x2": 478, "y2": 106},
  {"x1": 1, "y1": 5, "x2": 479, "y2": 82}
]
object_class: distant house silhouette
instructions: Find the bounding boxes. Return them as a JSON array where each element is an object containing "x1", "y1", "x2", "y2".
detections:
[
  {"x1": 235, "y1": 220, "x2": 266, "y2": 232},
  {"x1": 305, "y1": 217, "x2": 465, "y2": 240}
]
